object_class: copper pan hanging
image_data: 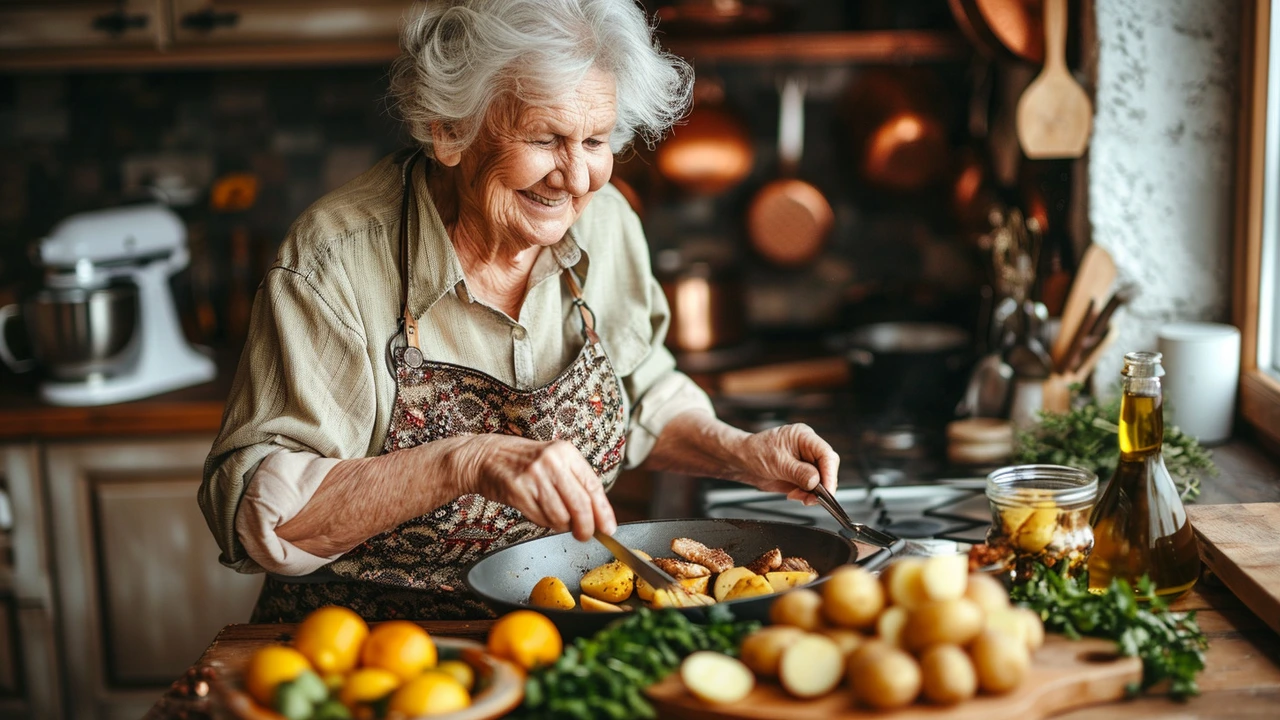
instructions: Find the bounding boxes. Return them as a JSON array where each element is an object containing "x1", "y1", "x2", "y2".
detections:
[{"x1": 948, "y1": 0, "x2": 1044, "y2": 64}]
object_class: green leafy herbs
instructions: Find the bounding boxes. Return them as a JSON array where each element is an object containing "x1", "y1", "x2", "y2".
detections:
[
  {"x1": 1013, "y1": 385, "x2": 1216, "y2": 502},
  {"x1": 1010, "y1": 562, "x2": 1208, "y2": 699},
  {"x1": 514, "y1": 606, "x2": 759, "y2": 720}
]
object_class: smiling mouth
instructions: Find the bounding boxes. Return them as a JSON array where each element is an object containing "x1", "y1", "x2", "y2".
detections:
[{"x1": 520, "y1": 190, "x2": 570, "y2": 208}]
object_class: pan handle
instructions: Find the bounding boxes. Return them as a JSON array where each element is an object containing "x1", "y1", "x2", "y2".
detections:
[{"x1": 854, "y1": 537, "x2": 906, "y2": 573}]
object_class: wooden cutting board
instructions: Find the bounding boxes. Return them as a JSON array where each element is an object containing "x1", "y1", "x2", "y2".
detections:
[
  {"x1": 1187, "y1": 502, "x2": 1280, "y2": 636},
  {"x1": 646, "y1": 636, "x2": 1140, "y2": 720}
]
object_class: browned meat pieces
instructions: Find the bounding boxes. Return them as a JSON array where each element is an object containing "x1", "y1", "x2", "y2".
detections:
[
  {"x1": 652, "y1": 557, "x2": 711, "y2": 578},
  {"x1": 777, "y1": 556, "x2": 815, "y2": 574},
  {"x1": 745, "y1": 548, "x2": 783, "y2": 575},
  {"x1": 671, "y1": 537, "x2": 734, "y2": 573}
]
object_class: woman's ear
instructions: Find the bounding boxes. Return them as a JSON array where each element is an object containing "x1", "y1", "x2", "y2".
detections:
[{"x1": 430, "y1": 122, "x2": 462, "y2": 166}]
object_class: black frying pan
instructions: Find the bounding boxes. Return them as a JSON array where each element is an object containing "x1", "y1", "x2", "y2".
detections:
[{"x1": 464, "y1": 518, "x2": 884, "y2": 639}]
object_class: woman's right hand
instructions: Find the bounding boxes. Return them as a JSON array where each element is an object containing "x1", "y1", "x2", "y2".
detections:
[{"x1": 451, "y1": 434, "x2": 616, "y2": 541}]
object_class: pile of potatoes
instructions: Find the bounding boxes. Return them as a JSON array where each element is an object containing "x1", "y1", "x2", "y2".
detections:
[
  {"x1": 678, "y1": 554, "x2": 1044, "y2": 710},
  {"x1": 528, "y1": 550, "x2": 819, "y2": 612}
]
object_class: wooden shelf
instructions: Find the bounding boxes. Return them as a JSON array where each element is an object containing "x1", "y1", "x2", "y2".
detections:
[
  {"x1": 665, "y1": 30, "x2": 972, "y2": 64},
  {"x1": 0, "y1": 30, "x2": 971, "y2": 73}
]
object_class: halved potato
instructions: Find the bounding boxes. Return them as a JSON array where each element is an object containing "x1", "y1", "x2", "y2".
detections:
[
  {"x1": 580, "y1": 594, "x2": 627, "y2": 612},
  {"x1": 679, "y1": 575, "x2": 711, "y2": 595},
  {"x1": 724, "y1": 575, "x2": 774, "y2": 601},
  {"x1": 765, "y1": 571, "x2": 818, "y2": 592},
  {"x1": 714, "y1": 567, "x2": 757, "y2": 602},
  {"x1": 681, "y1": 651, "x2": 754, "y2": 704},
  {"x1": 529, "y1": 576, "x2": 575, "y2": 610},
  {"x1": 581, "y1": 560, "x2": 635, "y2": 603}
]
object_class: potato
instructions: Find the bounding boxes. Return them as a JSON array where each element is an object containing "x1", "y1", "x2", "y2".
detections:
[
  {"x1": 739, "y1": 626, "x2": 806, "y2": 677},
  {"x1": 724, "y1": 575, "x2": 774, "y2": 601},
  {"x1": 902, "y1": 598, "x2": 984, "y2": 651},
  {"x1": 821, "y1": 565, "x2": 884, "y2": 629},
  {"x1": 680, "y1": 575, "x2": 711, "y2": 595},
  {"x1": 778, "y1": 634, "x2": 844, "y2": 699},
  {"x1": 964, "y1": 572, "x2": 1011, "y2": 615},
  {"x1": 846, "y1": 639, "x2": 893, "y2": 675},
  {"x1": 1017, "y1": 607, "x2": 1045, "y2": 651},
  {"x1": 816, "y1": 627, "x2": 864, "y2": 659},
  {"x1": 766, "y1": 571, "x2": 818, "y2": 592},
  {"x1": 851, "y1": 646, "x2": 921, "y2": 710},
  {"x1": 714, "y1": 567, "x2": 756, "y2": 602},
  {"x1": 580, "y1": 561, "x2": 634, "y2": 603},
  {"x1": 769, "y1": 588, "x2": 824, "y2": 631},
  {"x1": 920, "y1": 554, "x2": 968, "y2": 602},
  {"x1": 652, "y1": 587, "x2": 715, "y2": 608},
  {"x1": 528, "y1": 576, "x2": 575, "y2": 610},
  {"x1": 882, "y1": 558, "x2": 929, "y2": 610},
  {"x1": 635, "y1": 576, "x2": 655, "y2": 602},
  {"x1": 971, "y1": 629, "x2": 1030, "y2": 694},
  {"x1": 876, "y1": 605, "x2": 909, "y2": 647},
  {"x1": 681, "y1": 651, "x2": 754, "y2": 705},
  {"x1": 919, "y1": 644, "x2": 977, "y2": 705},
  {"x1": 579, "y1": 594, "x2": 626, "y2": 612}
]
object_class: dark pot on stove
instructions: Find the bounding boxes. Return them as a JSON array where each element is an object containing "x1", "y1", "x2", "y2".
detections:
[{"x1": 828, "y1": 322, "x2": 973, "y2": 425}]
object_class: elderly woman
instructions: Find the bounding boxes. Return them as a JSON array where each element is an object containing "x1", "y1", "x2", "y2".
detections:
[{"x1": 201, "y1": 0, "x2": 839, "y2": 622}]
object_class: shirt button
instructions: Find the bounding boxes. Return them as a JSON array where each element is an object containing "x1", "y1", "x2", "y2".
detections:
[{"x1": 513, "y1": 326, "x2": 526, "y2": 340}]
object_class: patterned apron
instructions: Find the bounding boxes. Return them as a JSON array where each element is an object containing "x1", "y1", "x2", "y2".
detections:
[{"x1": 251, "y1": 152, "x2": 628, "y2": 622}]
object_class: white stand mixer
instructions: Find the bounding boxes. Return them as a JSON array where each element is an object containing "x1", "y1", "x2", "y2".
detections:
[{"x1": 32, "y1": 204, "x2": 217, "y2": 406}]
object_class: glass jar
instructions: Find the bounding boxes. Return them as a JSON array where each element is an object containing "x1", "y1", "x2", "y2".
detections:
[{"x1": 984, "y1": 464, "x2": 1098, "y2": 582}]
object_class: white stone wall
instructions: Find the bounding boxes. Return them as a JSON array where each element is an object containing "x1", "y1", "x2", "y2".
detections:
[{"x1": 1089, "y1": 0, "x2": 1242, "y2": 391}]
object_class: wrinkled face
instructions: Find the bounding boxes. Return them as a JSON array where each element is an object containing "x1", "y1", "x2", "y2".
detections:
[{"x1": 453, "y1": 67, "x2": 617, "y2": 251}]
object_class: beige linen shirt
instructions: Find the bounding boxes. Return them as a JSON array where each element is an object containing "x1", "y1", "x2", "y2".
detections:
[{"x1": 201, "y1": 154, "x2": 713, "y2": 574}]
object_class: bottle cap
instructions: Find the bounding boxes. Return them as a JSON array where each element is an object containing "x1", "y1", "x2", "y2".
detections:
[{"x1": 1122, "y1": 351, "x2": 1165, "y2": 378}]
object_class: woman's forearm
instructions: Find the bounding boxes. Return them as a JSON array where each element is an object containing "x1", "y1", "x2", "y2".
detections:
[
  {"x1": 277, "y1": 436, "x2": 473, "y2": 557},
  {"x1": 640, "y1": 410, "x2": 753, "y2": 482}
]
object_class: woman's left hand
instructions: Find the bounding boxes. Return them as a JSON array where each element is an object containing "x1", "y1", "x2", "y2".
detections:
[{"x1": 731, "y1": 423, "x2": 839, "y2": 505}]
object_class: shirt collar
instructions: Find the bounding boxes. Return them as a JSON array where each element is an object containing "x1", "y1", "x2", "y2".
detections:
[{"x1": 408, "y1": 161, "x2": 590, "y2": 317}]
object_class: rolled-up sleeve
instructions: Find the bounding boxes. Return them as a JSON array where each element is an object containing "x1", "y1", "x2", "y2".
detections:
[{"x1": 200, "y1": 266, "x2": 377, "y2": 572}]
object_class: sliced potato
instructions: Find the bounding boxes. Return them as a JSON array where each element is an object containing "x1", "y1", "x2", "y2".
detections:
[
  {"x1": 635, "y1": 576, "x2": 655, "y2": 603},
  {"x1": 821, "y1": 565, "x2": 884, "y2": 630},
  {"x1": 851, "y1": 646, "x2": 921, "y2": 710},
  {"x1": 679, "y1": 575, "x2": 711, "y2": 595},
  {"x1": 769, "y1": 588, "x2": 824, "y2": 631},
  {"x1": 1013, "y1": 507, "x2": 1059, "y2": 553},
  {"x1": 964, "y1": 572, "x2": 1011, "y2": 615},
  {"x1": 971, "y1": 629, "x2": 1030, "y2": 694},
  {"x1": 920, "y1": 554, "x2": 969, "y2": 602},
  {"x1": 902, "y1": 598, "x2": 984, "y2": 651},
  {"x1": 739, "y1": 626, "x2": 806, "y2": 677},
  {"x1": 919, "y1": 644, "x2": 977, "y2": 705},
  {"x1": 681, "y1": 651, "x2": 754, "y2": 705},
  {"x1": 816, "y1": 627, "x2": 864, "y2": 659},
  {"x1": 714, "y1": 567, "x2": 757, "y2": 602},
  {"x1": 724, "y1": 575, "x2": 774, "y2": 601},
  {"x1": 876, "y1": 605, "x2": 909, "y2": 647},
  {"x1": 579, "y1": 594, "x2": 626, "y2": 612},
  {"x1": 652, "y1": 587, "x2": 715, "y2": 608},
  {"x1": 528, "y1": 576, "x2": 575, "y2": 610},
  {"x1": 580, "y1": 560, "x2": 635, "y2": 603},
  {"x1": 778, "y1": 634, "x2": 844, "y2": 699},
  {"x1": 765, "y1": 571, "x2": 818, "y2": 592},
  {"x1": 882, "y1": 558, "x2": 929, "y2": 610}
]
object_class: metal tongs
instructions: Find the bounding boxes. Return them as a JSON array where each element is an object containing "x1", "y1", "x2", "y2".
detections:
[{"x1": 811, "y1": 484, "x2": 906, "y2": 570}]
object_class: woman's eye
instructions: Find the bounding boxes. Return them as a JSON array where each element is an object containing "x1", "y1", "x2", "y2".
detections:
[
  {"x1": 584, "y1": 138, "x2": 606, "y2": 149},
  {"x1": 531, "y1": 137, "x2": 556, "y2": 146}
]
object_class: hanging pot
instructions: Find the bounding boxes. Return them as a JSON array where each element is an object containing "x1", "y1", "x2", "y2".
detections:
[
  {"x1": 655, "y1": 77, "x2": 755, "y2": 197},
  {"x1": 657, "y1": 248, "x2": 746, "y2": 353},
  {"x1": 841, "y1": 68, "x2": 950, "y2": 195},
  {"x1": 827, "y1": 322, "x2": 974, "y2": 424}
]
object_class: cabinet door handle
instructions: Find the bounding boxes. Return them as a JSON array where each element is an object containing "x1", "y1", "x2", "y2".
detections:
[
  {"x1": 91, "y1": 11, "x2": 149, "y2": 35},
  {"x1": 180, "y1": 9, "x2": 241, "y2": 32}
]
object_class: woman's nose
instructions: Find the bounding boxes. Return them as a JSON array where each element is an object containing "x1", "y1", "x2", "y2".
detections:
[{"x1": 552, "y1": 149, "x2": 589, "y2": 195}]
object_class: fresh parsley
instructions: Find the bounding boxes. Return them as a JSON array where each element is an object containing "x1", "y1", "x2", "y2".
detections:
[
  {"x1": 1013, "y1": 385, "x2": 1216, "y2": 502},
  {"x1": 1010, "y1": 562, "x2": 1209, "y2": 699}
]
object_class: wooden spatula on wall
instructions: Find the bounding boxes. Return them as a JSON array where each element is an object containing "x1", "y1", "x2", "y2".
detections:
[{"x1": 1016, "y1": 0, "x2": 1093, "y2": 159}]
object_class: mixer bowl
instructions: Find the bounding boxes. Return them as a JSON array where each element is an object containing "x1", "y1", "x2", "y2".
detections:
[{"x1": 24, "y1": 283, "x2": 139, "y2": 380}]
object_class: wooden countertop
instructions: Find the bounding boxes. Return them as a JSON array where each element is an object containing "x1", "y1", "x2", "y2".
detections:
[{"x1": 145, "y1": 578, "x2": 1280, "y2": 720}]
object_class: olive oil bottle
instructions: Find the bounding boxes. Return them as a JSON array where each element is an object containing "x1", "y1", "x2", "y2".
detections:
[{"x1": 1087, "y1": 351, "x2": 1200, "y2": 599}]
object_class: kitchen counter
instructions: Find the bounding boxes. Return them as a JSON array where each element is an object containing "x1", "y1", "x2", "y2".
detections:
[{"x1": 145, "y1": 577, "x2": 1280, "y2": 720}]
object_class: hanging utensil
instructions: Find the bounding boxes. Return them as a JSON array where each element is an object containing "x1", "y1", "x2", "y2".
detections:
[
  {"x1": 655, "y1": 75, "x2": 755, "y2": 197},
  {"x1": 1016, "y1": 0, "x2": 1093, "y2": 159}
]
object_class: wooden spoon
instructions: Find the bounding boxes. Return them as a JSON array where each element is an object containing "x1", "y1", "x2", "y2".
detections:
[
  {"x1": 1015, "y1": 0, "x2": 1093, "y2": 158},
  {"x1": 1049, "y1": 243, "x2": 1115, "y2": 370}
]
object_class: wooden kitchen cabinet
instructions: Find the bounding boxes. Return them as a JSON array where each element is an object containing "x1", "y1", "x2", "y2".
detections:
[
  {"x1": 0, "y1": 1, "x2": 160, "y2": 51},
  {"x1": 44, "y1": 436, "x2": 262, "y2": 720},
  {"x1": 170, "y1": 0, "x2": 405, "y2": 45}
]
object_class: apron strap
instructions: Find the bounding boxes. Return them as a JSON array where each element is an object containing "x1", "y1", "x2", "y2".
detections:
[
  {"x1": 399, "y1": 150, "x2": 423, "y2": 350},
  {"x1": 562, "y1": 269, "x2": 600, "y2": 344}
]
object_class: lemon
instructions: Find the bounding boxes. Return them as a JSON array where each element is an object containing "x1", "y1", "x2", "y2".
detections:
[
  {"x1": 294, "y1": 605, "x2": 370, "y2": 675},
  {"x1": 360, "y1": 620, "x2": 436, "y2": 681},
  {"x1": 435, "y1": 659, "x2": 476, "y2": 692},
  {"x1": 338, "y1": 667, "x2": 401, "y2": 709},
  {"x1": 487, "y1": 610, "x2": 562, "y2": 671},
  {"x1": 244, "y1": 645, "x2": 312, "y2": 707},
  {"x1": 388, "y1": 670, "x2": 471, "y2": 716}
]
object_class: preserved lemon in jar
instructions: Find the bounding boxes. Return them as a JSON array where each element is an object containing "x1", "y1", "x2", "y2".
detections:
[{"x1": 984, "y1": 464, "x2": 1098, "y2": 582}]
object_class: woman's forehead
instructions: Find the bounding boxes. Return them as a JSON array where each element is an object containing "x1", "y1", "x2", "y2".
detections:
[{"x1": 497, "y1": 69, "x2": 618, "y2": 133}]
